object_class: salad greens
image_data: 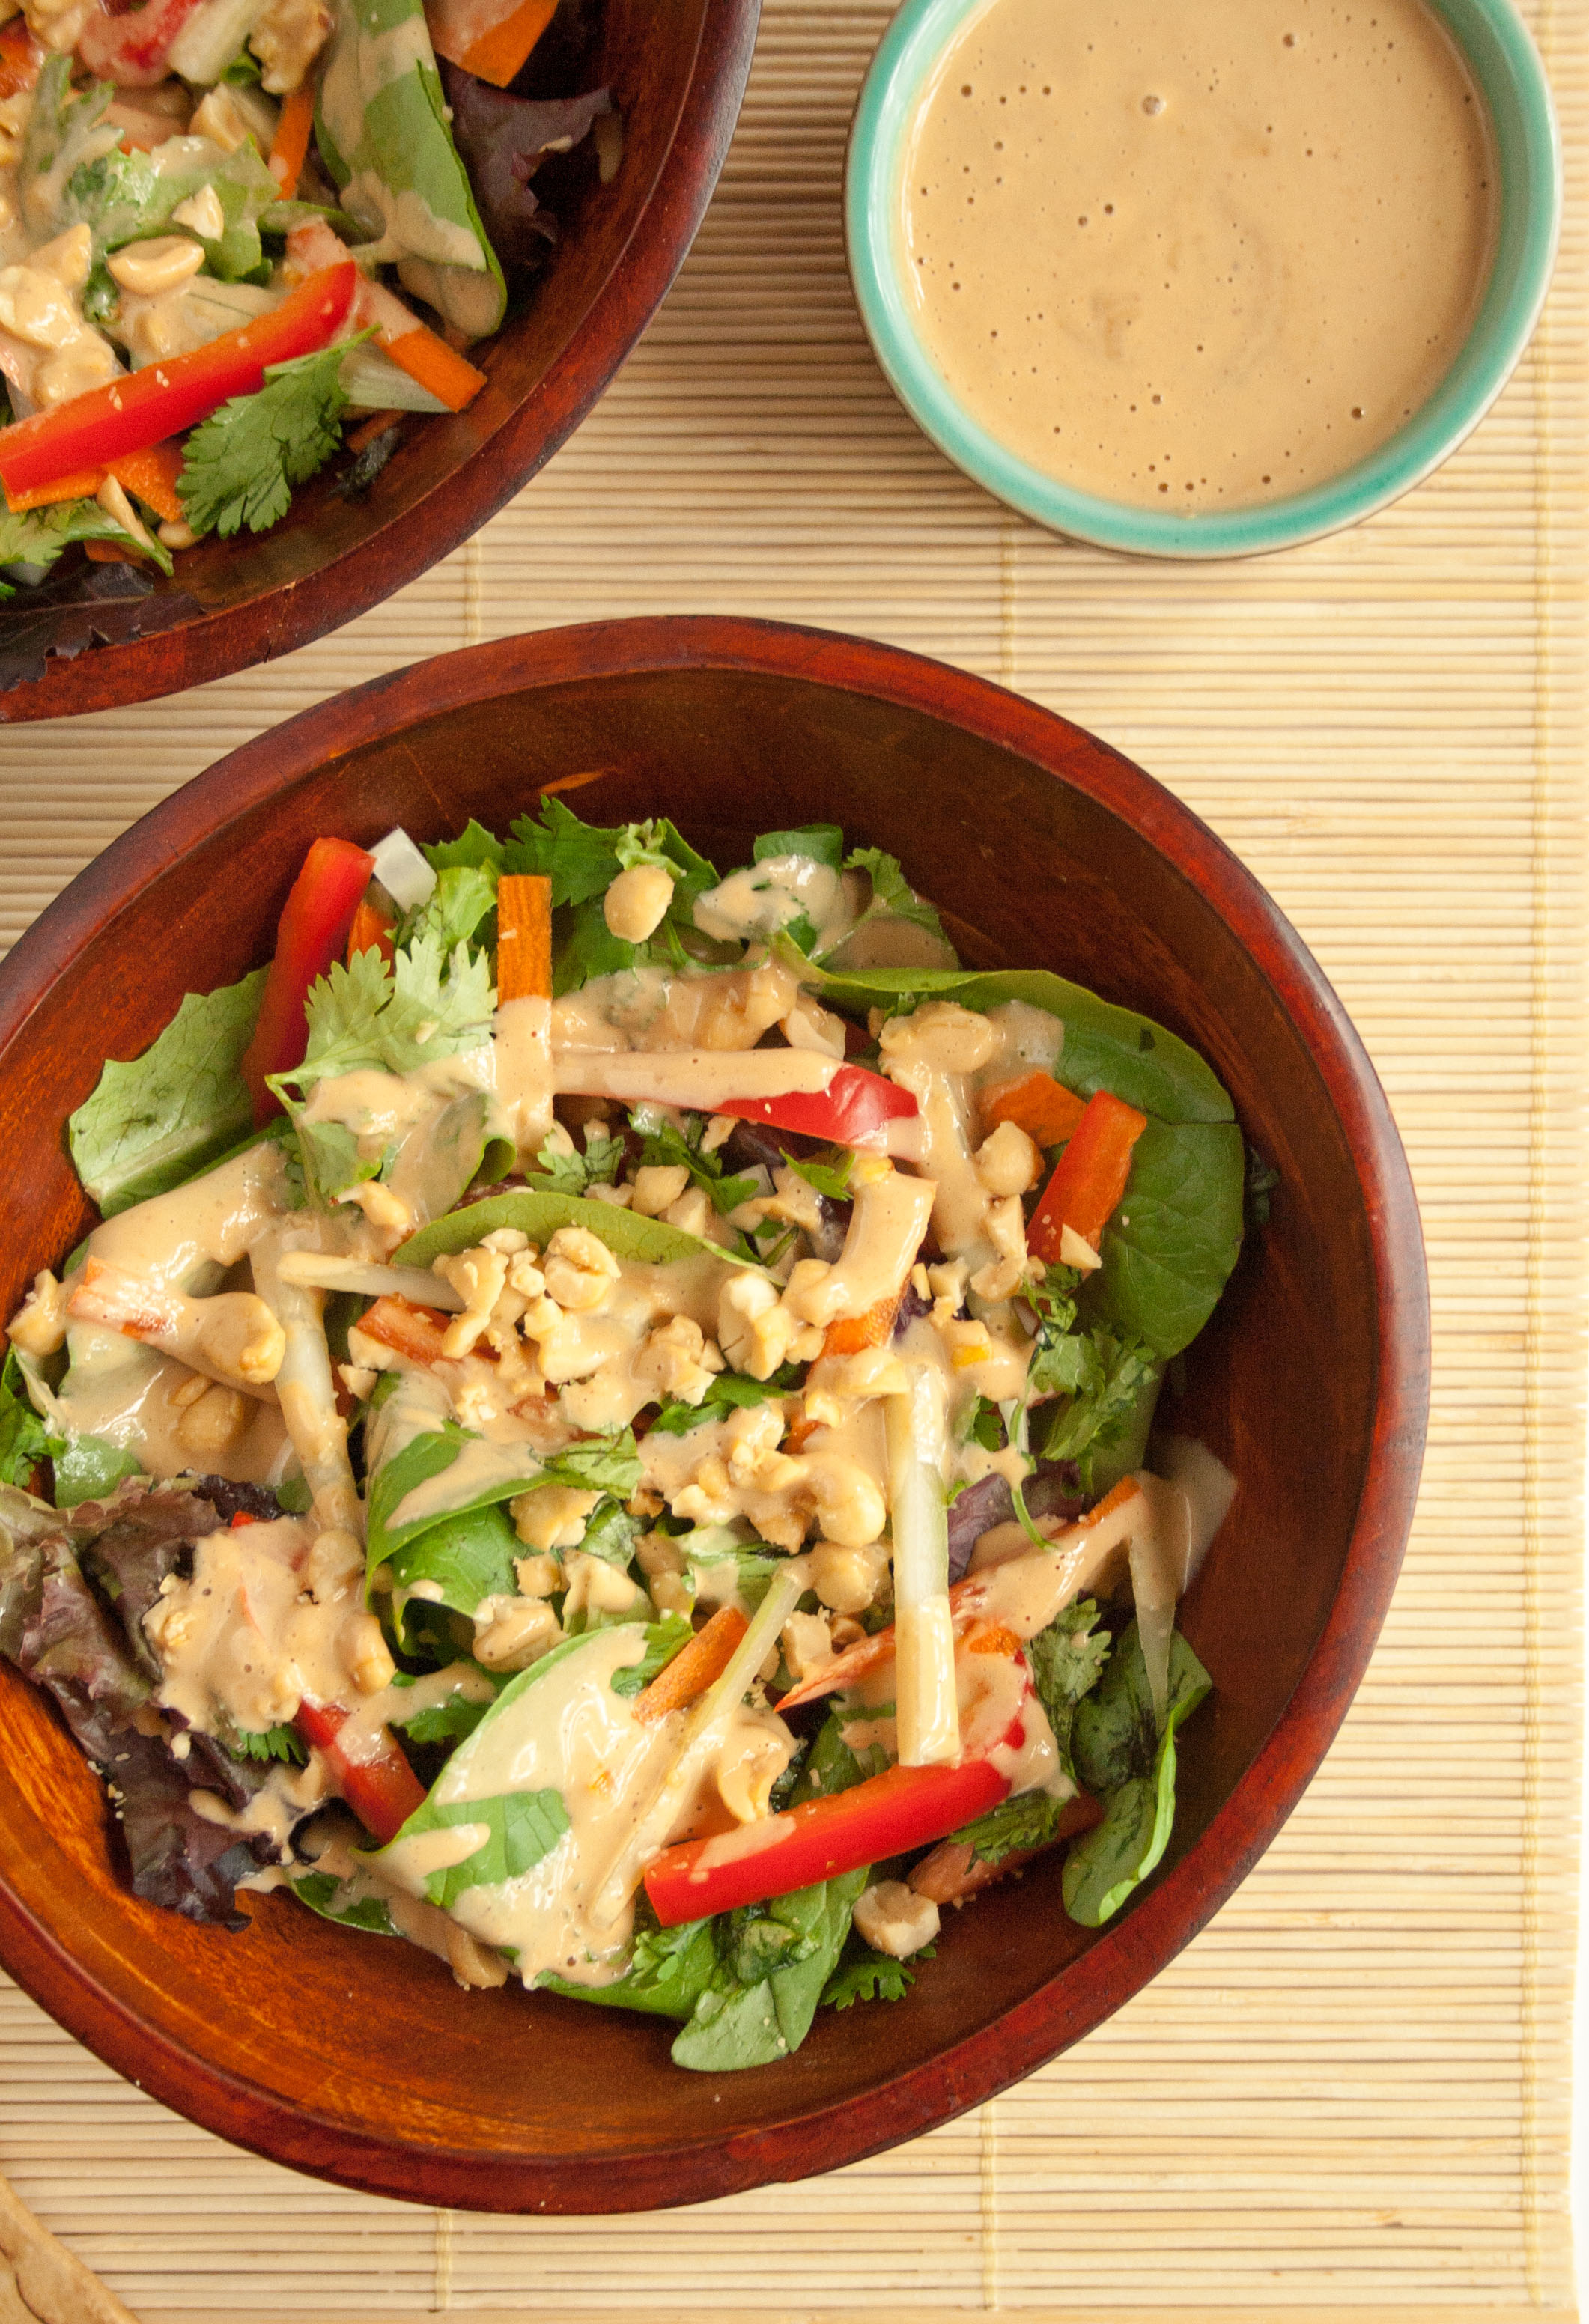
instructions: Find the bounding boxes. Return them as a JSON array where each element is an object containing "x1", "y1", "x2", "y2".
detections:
[{"x1": 0, "y1": 794, "x2": 1248, "y2": 2079}]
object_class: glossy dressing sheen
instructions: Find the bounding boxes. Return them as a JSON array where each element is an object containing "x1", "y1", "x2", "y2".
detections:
[{"x1": 902, "y1": 0, "x2": 1497, "y2": 508}]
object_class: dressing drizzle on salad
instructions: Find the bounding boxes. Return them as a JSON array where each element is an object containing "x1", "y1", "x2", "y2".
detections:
[{"x1": 0, "y1": 800, "x2": 1248, "y2": 2069}]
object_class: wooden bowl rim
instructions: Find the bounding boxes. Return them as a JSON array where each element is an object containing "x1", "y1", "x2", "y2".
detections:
[
  {"x1": 0, "y1": 0, "x2": 761, "y2": 724},
  {"x1": 0, "y1": 615, "x2": 1431, "y2": 2211}
]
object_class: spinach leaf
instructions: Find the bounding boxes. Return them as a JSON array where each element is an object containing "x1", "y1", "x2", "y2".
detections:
[
  {"x1": 784, "y1": 1703, "x2": 890, "y2": 1806},
  {"x1": 609, "y1": 1615, "x2": 692, "y2": 1697},
  {"x1": 291, "y1": 1869, "x2": 404, "y2": 1938},
  {"x1": 365, "y1": 1420, "x2": 535, "y2": 1567},
  {"x1": 539, "y1": 1905, "x2": 719, "y2": 2020},
  {"x1": 1063, "y1": 1617, "x2": 1212, "y2": 1928},
  {"x1": 386, "y1": 1497, "x2": 520, "y2": 1626},
  {"x1": 1089, "y1": 1117, "x2": 1247, "y2": 1358},
  {"x1": 388, "y1": 1667, "x2": 501, "y2": 1744},
  {"x1": 954, "y1": 1787, "x2": 1078, "y2": 1866},
  {"x1": 67, "y1": 968, "x2": 265, "y2": 1215},
  {"x1": 788, "y1": 961, "x2": 1233, "y2": 1126},
  {"x1": 385, "y1": 1787, "x2": 570, "y2": 1911},
  {"x1": 670, "y1": 1868, "x2": 868, "y2": 2072},
  {"x1": 395, "y1": 1187, "x2": 757, "y2": 1276}
]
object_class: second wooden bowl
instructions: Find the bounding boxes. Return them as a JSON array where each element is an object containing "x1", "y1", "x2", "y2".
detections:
[
  {"x1": 0, "y1": 616, "x2": 1429, "y2": 2209},
  {"x1": 0, "y1": 1, "x2": 759, "y2": 723}
]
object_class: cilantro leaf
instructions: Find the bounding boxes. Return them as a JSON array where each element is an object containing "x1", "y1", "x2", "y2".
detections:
[
  {"x1": 223, "y1": 1721, "x2": 307, "y2": 1765},
  {"x1": 177, "y1": 338, "x2": 354, "y2": 539},
  {"x1": 1028, "y1": 1598, "x2": 1112, "y2": 1777},
  {"x1": 610, "y1": 1614, "x2": 693, "y2": 1697},
  {"x1": 532, "y1": 1125, "x2": 624, "y2": 1196},
  {"x1": 535, "y1": 1428, "x2": 643, "y2": 1501},
  {"x1": 822, "y1": 1943, "x2": 932, "y2": 2010},
  {"x1": 395, "y1": 863, "x2": 497, "y2": 958},
  {"x1": 838, "y1": 847, "x2": 950, "y2": 953},
  {"x1": 648, "y1": 1366, "x2": 800, "y2": 1437},
  {"x1": 274, "y1": 934, "x2": 496, "y2": 1105},
  {"x1": 0, "y1": 495, "x2": 129, "y2": 578},
  {"x1": 1038, "y1": 1330, "x2": 1161, "y2": 1488},
  {"x1": 782, "y1": 1146, "x2": 853, "y2": 1201},
  {"x1": 631, "y1": 1107, "x2": 757, "y2": 1216},
  {"x1": 574, "y1": 1496, "x2": 639, "y2": 1569}
]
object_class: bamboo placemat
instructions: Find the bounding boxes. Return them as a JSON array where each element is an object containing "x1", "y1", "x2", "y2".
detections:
[{"x1": 0, "y1": 1, "x2": 1582, "y2": 2317}]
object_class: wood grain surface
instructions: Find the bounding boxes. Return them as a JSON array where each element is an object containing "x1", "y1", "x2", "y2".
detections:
[
  {"x1": 0, "y1": 0, "x2": 1578, "y2": 2312},
  {"x1": 0, "y1": 619, "x2": 1428, "y2": 2214}
]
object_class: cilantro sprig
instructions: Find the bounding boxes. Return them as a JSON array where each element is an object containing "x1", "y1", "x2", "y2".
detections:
[{"x1": 178, "y1": 337, "x2": 363, "y2": 539}]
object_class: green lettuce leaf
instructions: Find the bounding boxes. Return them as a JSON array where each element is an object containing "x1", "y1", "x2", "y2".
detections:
[
  {"x1": 67, "y1": 969, "x2": 265, "y2": 1216},
  {"x1": 0, "y1": 1351, "x2": 61, "y2": 1493},
  {"x1": 538, "y1": 1903, "x2": 718, "y2": 2020},
  {"x1": 753, "y1": 824, "x2": 845, "y2": 870}
]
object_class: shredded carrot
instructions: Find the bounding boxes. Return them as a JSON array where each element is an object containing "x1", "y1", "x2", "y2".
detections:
[
  {"x1": 4, "y1": 467, "x2": 106, "y2": 513},
  {"x1": 84, "y1": 538, "x2": 148, "y2": 567},
  {"x1": 267, "y1": 78, "x2": 316, "y2": 199},
  {"x1": 980, "y1": 1069, "x2": 1089, "y2": 1150},
  {"x1": 967, "y1": 1624, "x2": 1021, "y2": 1658},
  {"x1": 108, "y1": 440, "x2": 185, "y2": 526},
  {"x1": 383, "y1": 324, "x2": 487, "y2": 415},
  {"x1": 1075, "y1": 1476, "x2": 1142, "y2": 1530},
  {"x1": 346, "y1": 407, "x2": 404, "y2": 454},
  {"x1": 820, "y1": 1292, "x2": 901, "y2": 1360},
  {"x1": 496, "y1": 874, "x2": 553, "y2": 1002},
  {"x1": 634, "y1": 1606, "x2": 749, "y2": 1724},
  {"x1": 355, "y1": 1295, "x2": 483, "y2": 1368},
  {"x1": 347, "y1": 895, "x2": 396, "y2": 965},
  {"x1": 449, "y1": 0, "x2": 556, "y2": 85}
]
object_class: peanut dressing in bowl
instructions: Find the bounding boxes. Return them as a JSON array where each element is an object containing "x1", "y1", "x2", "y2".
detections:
[{"x1": 901, "y1": 0, "x2": 1498, "y2": 509}]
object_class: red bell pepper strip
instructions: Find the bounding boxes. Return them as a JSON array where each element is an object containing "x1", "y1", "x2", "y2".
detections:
[
  {"x1": 717, "y1": 1062, "x2": 917, "y2": 1151},
  {"x1": 1026, "y1": 1089, "x2": 1148, "y2": 1261},
  {"x1": 0, "y1": 17, "x2": 43, "y2": 99},
  {"x1": 240, "y1": 836, "x2": 376, "y2": 1122},
  {"x1": 0, "y1": 263, "x2": 357, "y2": 501},
  {"x1": 294, "y1": 1701, "x2": 426, "y2": 1846},
  {"x1": 645, "y1": 1752, "x2": 1011, "y2": 1926}
]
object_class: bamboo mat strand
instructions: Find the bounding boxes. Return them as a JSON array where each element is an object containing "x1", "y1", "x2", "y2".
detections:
[{"x1": 0, "y1": 0, "x2": 1582, "y2": 2315}]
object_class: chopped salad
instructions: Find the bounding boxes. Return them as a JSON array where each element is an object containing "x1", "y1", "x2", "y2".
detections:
[
  {"x1": 0, "y1": 0, "x2": 612, "y2": 584},
  {"x1": 0, "y1": 803, "x2": 1251, "y2": 2072}
]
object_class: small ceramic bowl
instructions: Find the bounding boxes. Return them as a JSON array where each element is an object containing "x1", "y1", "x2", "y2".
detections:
[
  {"x1": 846, "y1": 0, "x2": 1561, "y2": 558},
  {"x1": 0, "y1": 617, "x2": 1428, "y2": 2212}
]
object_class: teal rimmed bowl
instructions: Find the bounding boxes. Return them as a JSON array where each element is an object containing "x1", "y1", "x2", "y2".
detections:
[{"x1": 846, "y1": 0, "x2": 1561, "y2": 559}]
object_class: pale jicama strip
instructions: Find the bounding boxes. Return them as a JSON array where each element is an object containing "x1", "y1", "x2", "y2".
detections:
[
  {"x1": 1128, "y1": 1474, "x2": 1192, "y2": 1730},
  {"x1": 887, "y1": 1366, "x2": 960, "y2": 1766},
  {"x1": 588, "y1": 1558, "x2": 808, "y2": 1930},
  {"x1": 552, "y1": 1047, "x2": 838, "y2": 1111},
  {"x1": 274, "y1": 1251, "x2": 465, "y2": 1311},
  {"x1": 67, "y1": 1258, "x2": 285, "y2": 1396},
  {"x1": 250, "y1": 1227, "x2": 362, "y2": 1539}
]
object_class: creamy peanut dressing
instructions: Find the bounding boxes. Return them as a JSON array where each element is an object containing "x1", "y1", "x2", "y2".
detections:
[
  {"x1": 902, "y1": 0, "x2": 1497, "y2": 509},
  {"x1": 380, "y1": 1626, "x2": 685, "y2": 1986}
]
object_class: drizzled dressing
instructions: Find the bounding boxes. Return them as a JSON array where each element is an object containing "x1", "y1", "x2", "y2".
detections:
[{"x1": 902, "y1": 0, "x2": 1498, "y2": 509}]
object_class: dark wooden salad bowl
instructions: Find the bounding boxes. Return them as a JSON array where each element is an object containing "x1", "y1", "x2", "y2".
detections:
[
  {"x1": 0, "y1": 1, "x2": 758, "y2": 723},
  {"x1": 0, "y1": 616, "x2": 1428, "y2": 2211}
]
